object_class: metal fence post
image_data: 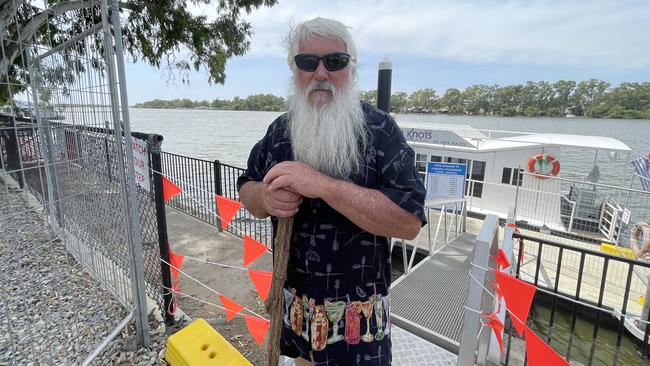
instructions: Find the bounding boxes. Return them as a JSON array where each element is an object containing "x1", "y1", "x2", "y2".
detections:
[
  {"x1": 457, "y1": 214, "x2": 498, "y2": 366},
  {"x1": 102, "y1": 0, "x2": 150, "y2": 346},
  {"x1": 150, "y1": 137, "x2": 176, "y2": 327},
  {"x1": 214, "y1": 159, "x2": 223, "y2": 231}
]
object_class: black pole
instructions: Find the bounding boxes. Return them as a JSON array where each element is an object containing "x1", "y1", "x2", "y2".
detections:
[
  {"x1": 150, "y1": 135, "x2": 175, "y2": 327},
  {"x1": 377, "y1": 57, "x2": 393, "y2": 113},
  {"x1": 214, "y1": 159, "x2": 223, "y2": 231}
]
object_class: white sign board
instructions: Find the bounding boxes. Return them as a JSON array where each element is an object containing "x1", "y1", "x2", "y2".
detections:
[
  {"x1": 401, "y1": 127, "x2": 477, "y2": 148},
  {"x1": 425, "y1": 162, "x2": 466, "y2": 204},
  {"x1": 131, "y1": 137, "x2": 150, "y2": 192}
]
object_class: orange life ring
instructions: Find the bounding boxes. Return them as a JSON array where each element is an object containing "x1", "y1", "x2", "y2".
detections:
[{"x1": 528, "y1": 153, "x2": 560, "y2": 179}]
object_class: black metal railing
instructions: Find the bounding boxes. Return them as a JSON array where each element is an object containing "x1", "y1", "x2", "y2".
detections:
[
  {"x1": 160, "y1": 151, "x2": 272, "y2": 246},
  {"x1": 504, "y1": 232, "x2": 650, "y2": 365}
]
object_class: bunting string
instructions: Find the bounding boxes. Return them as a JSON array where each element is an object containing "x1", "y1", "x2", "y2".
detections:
[
  {"x1": 161, "y1": 258, "x2": 267, "y2": 320},
  {"x1": 154, "y1": 168, "x2": 273, "y2": 251},
  {"x1": 181, "y1": 253, "x2": 248, "y2": 271}
]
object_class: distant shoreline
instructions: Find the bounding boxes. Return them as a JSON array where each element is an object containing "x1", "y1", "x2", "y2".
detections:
[{"x1": 129, "y1": 106, "x2": 650, "y2": 120}]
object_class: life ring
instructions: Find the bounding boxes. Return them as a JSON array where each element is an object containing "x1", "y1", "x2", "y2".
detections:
[
  {"x1": 630, "y1": 222, "x2": 650, "y2": 259},
  {"x1": 528, "y1": 153, "x2": 560, "y2": 179}
]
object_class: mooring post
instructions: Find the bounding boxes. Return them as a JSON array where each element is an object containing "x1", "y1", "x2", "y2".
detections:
[{"x1": 377, "y1": 57, "x2": 392, "y2": 113}]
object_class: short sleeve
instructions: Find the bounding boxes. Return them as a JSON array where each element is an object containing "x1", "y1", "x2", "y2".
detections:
[
  {"x1": 376, "y1": 116, "x2": 427, "y2": 226},
  {"x1": 236, "y1": 136, "x2": 267, "y2": 191}
]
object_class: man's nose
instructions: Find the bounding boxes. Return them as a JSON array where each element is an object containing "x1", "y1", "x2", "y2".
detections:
[{"x1": 313, "y1": 61, "x2": 329, "y2": 81}]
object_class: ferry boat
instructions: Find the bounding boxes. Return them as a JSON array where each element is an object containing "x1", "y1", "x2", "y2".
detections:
[{"x1": 398, "y1": 122, "x2": 636, "y2": 244}]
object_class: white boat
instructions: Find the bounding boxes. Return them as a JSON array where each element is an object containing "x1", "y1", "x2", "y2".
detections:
[{"x1": 398, "y1": 122, "x2": 635, "y2": 243}]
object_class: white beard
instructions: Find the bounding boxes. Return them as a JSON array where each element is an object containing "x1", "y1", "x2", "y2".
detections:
[{"x1": 287, "y1": 80, "x2": 368, "y2": 179}]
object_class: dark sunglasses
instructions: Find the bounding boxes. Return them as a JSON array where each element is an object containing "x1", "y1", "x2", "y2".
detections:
[{"x1": 294, "y1": 53, "x2": 351, "y2": 72}]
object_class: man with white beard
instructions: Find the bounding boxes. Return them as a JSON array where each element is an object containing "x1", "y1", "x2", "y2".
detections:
[{"x1": 237, "y1": 17, "x2": 426, "y2": 366}]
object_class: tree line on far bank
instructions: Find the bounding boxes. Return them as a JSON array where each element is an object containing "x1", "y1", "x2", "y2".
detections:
[
  {"x1": 135, "y1": 80, "x2": 650, "y2": 119},
  {"x1": 134, "y1": 94, "x2": 285, "y2": 111}
]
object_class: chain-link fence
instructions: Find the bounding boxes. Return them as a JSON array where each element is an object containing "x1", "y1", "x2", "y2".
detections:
[{"x1": 0, "y1": 0, "x2": 168, "y2": 363}]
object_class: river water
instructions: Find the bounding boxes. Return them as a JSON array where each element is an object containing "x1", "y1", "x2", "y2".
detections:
[
  {"x1": 130, "y1": 108, "x2": 650, "y2": 188},
  {"x1": 130, "y1": 108, "x2": 650, "y2": 364}
]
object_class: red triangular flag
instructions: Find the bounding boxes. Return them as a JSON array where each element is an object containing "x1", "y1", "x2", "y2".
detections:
[
  {"x1": 244, "y1": 235, "x2": 268, "y2": 267},
  {"x1": 507, "y1": 223, "x2": 520, "y2": 233},
  {"x1": 248, "y1": 269, "x2": 272, "y2": 302},
  {"x1": 244, "y1": 315, "x2": 270, "y2": 347},
  {"x1": 162, "y1": 176, "x2": 182, "y2": 202},
  {"x1": 492, "y1": 248, "x2": 511, "y2": 271},
  {"x1": 215, "y1": 194, "x2": 242, "y2": 230},
  {"x1": 219, "y1": 294, "x2": 244, "y2": 321},
  {"x1": 494, "y1": 271, "x2": 536, "y2": 336},
  {"x1": 168, "y1": 250, "x2": 185, "y2": 281},
  {"x1": 483, "y1": 312, "x2": 504, "y2": 355},
  {"x1": 524, "y1": 327, "x2": 570, "y2": 366}
]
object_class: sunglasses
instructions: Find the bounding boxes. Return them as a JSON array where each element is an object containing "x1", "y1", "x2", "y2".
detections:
[{"x1": 294, "y1": 53, "x2": 351, "y2": 72}]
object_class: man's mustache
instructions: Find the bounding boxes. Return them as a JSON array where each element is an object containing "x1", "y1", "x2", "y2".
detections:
[{"x1": 308, "y1": 81, "x2": 334, "y2": 92}]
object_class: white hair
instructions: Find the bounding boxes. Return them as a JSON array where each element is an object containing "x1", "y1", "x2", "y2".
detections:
[
  {"x1": 285, "y1": 17, "x2": 357, "y2": 73},
  {"x1": 287, "y1": 79, "x2": 368, "y2": 179}
]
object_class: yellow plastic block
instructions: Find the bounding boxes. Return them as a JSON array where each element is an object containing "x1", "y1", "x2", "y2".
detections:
[
  {"x1": 639, "y1": 296, "x2": 646, "y2": 305},
  {"x1": 165, "y1": 318, "x2": 252, "y2": 366},
  {"x1": 600, "y1": 243, "x2": 635, "y2": 259}
]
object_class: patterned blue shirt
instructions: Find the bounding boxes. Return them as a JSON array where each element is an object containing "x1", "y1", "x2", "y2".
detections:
[{"x1": 238, "y1": 102, "x2": 426, "y2": 365}]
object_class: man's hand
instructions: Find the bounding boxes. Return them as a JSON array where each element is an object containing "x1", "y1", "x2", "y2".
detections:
[
  {"x1": 264, "y1": 161, "x2": 332, "y2": 199},
  {"x1": 259, "y1": 183, "x2": 303, "y2": 218}
]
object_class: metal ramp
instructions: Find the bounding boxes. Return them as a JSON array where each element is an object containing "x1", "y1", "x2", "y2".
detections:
[{"x1": 390, "y1": 232, "x2": 476, "y2": 354}]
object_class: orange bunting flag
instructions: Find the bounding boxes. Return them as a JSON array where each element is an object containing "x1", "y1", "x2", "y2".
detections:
[
  {"x1": 244, "y1": 235, "x2": 268, "y2": 267},
  {"x1": 492, "y1": 248, "x2": 511, "y2": 271},
  {"x1": 168, "y1": 250, "x2": 185, "y2": 281},
  {"x1": 248, "y1": 269, "x2": 272, "y2": 302},
  {"x1": 162, "y1": 176, "x2": 182, "y2": 202},
  {"x1": 244, "y1": 315, "x2": 270, "y2": 347},
  {"x1": 219, "y1": 294, "x2": 244, "y2": 321},
  {"x1": 482, "y1": 312, "x2": 504, "y2": 355},
  {"x1": 524, "y1": 327, "x2": 570, "y2": 366},
  {"x1": 215, "y1": 194, "x2": 242, "y2": 230},
  {"x1": 507, "y1": 223, "x2": 520, "y2": 233},
  {"x1": 494, "y1": 270, "x2": 536, "y2": 336}
]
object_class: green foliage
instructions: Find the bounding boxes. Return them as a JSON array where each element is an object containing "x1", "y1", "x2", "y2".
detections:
[
  {"x1": 1, "y1": 0, "x2": 278, "y2": 103},
  {"x1": 134, "y1": 94, "x2": 285, "y2": 111}
]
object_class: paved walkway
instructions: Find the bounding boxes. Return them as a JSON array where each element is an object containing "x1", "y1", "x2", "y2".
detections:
[{"x1": 167, "y1": 206, "x2": 457, "y2": 365}]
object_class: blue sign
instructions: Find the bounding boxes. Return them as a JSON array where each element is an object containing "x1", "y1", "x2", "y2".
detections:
[{"x1": 425, "y1": 162, "x2": 467, "y2": 204}]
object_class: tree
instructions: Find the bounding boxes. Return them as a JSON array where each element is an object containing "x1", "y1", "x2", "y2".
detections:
[
  {"x1": 0, "y1": 0, "x2": 278, "y2": 104},
  {"x1": 359, "y1": 90, "x2": 377, "y2": 106},
  {"x1": 552, "y1": 80, "x2": 577, "y2": 116},
  {"x1": 408, "y1": 88, "x2": 439, "y2": 112},
  {"x1": 390, "y1": 91, "x2": 408, "y2": 113},
  {"x1": 441, "y1": 88, "x2": 463, "y2": 114}
]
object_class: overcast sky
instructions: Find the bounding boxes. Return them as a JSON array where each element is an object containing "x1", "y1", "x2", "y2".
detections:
[{"x1": 125, "y1": 0, "x2": 650, "y2": 104}]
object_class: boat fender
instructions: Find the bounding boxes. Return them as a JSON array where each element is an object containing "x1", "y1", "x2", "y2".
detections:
[
  {"x1": 630, "y1": 222, "x2": 650, "y2": 260},
  {"x1": 528, "y1": 153, "x2": 560, "y2": 179}
]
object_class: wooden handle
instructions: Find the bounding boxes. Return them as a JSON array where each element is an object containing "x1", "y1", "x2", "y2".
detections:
[{"x1": 267, "y1": 216, "x2": 294, "y2": 366}]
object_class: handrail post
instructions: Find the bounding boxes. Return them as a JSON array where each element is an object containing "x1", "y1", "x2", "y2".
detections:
[
  {"x1": 457, "y1": 214, "x2": 499, "y2": 366},
  {"x1": 150, "y1": 137, "x2": 176, "y2": 327},
  {"x1": 214, "y1": 159, "x2": 223, "y2": 231}
]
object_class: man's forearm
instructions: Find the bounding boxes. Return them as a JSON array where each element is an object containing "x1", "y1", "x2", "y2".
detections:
[
  {"x1": 239, "y1": 181, "x2": 269, "y2": 219},
  {"x1": 320, "y1": 178, "x2": 422, "y2": 239}
]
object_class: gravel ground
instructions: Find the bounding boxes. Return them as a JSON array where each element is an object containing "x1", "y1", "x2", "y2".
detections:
[{"x1": 0, "y1": 175, "x2": 167, "y2": 365}]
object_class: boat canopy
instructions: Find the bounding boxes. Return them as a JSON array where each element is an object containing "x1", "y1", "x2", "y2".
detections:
[{"x1": 399, "y1": 122, "x2": 632, "y2": 157}]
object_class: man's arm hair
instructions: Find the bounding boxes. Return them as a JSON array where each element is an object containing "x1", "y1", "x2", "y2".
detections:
[
  {"x1": 239, "y1": 181, "x2": 269, "y2": 219},
  {"x1": 321, "y1": 178, "x2": 422, "y2": 240}
]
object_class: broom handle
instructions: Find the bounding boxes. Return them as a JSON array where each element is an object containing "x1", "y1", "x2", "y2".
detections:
[{"x1": 267, "y1": 216, "x2": 294, "y2": 366}]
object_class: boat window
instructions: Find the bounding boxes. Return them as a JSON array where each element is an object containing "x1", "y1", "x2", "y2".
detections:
[
  {"x1": 469, "y1": 161, "x2": 486, "y2": 198},
  {"x1": 502, "y1": 168, "x2": 512, "y2": 184},
  {"x1": 415, "y1": 153, "x2": 427, "y2": 182},
  {"x1": 430, "y1": 155, "x2": 442, "y2": 162},
  {"x1": 446, "y1": 157, "x2": 467, "y2": 165},
  {"x1": 502, "y1": 167, "x2": 523, "y2": 186}
]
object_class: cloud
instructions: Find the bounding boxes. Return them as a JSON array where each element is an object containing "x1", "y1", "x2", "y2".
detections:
[{"x1": 241, "y1": 0, "x2": 650, "y2": 69}]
